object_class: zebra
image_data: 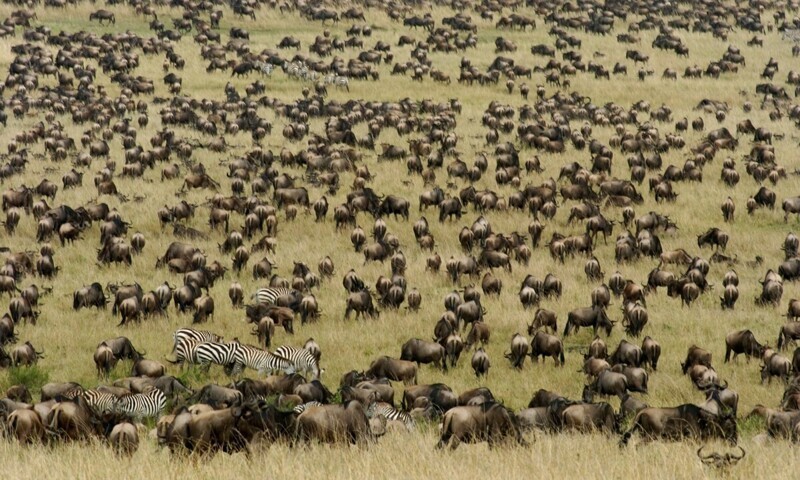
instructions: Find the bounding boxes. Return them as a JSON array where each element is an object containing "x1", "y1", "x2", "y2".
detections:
[
  {"x1": 191, "y1": 341, "x2": 241, "y2": 373},
  {"x1": 231, "y1": 344, "x2": 296, "y2": 376},
  {"x1": 172, "y1": 328, "x2": 223, "y2": 357},
  {"x1": 333, "y1": 76, "x2": 350, "y2": 92},
  {"x1": 375, "y1": 402, "x2": 415, "y2": 430},
  {"x1": 117, "y1": 387, "x2": 167, "y2": 420},
  {"x1": 323, "y1": 74, "x2": 349, "y2": 91},
  {"x1": 274, "y1": 345, "x2": 322, "y2": 379},
  {"x1": 80, "y1": 389, "x2": 120, "y2": 416},
  {"x1": 251, "y1": 287, "x2": 302, "y2": 309},
  {"x1": 293, "y1": 401, "x2": 323, "y2": 414},
  {"x1": 254, "y1": 61, "x2": 274, "y2": 76},
  {"x1": 171, "y1": 338, "x2": 202, "y2": 368}
]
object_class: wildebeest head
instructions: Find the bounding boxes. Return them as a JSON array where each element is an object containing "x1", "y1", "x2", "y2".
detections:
[{"x1": 697, "y1": 445, "x2": 745, "y2": 469}]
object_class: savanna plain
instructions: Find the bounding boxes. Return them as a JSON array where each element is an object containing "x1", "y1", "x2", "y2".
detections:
[{"x1": 0, "y1": 0, "x2": 800, "y2": 478}]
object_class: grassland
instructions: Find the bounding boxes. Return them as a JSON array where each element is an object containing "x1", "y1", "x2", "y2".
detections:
[{"x1": 0, "y1": 1, "x2": 800, "y2": 478}]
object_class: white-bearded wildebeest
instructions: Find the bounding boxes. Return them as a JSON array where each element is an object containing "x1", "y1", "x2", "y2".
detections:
[
  {"x1": 437, "y1": 403, "x2": 525, "y2": 450},
  {"x1": 471, "y1": 347, "x2": 490, "y2": 378},
  {"x1": 681, "y1": 345, "x2": 713, "y2": 373},
  {"x1": 560, "y1": 401, "x2": 619, "y2": 434},
  {"x1": 563, "y1": 306, "x2": 615, "y2": 337},
  {"x1": 366, "y1": 356, "x2": 417, "y2": 384},
  {"x1": 528, "y1": 308, "x2": 557, "y2": 334},
  {"x1": 529, "y1": 331, "x2": 564, "y2": 366},
  {"x1": 73, "y1": 282, "x2": 106, "y2": 310},
  {"x1": 294, "y1": 400, "x2": 386, "y2": 446},
  {"x1": 761, "y1": 348, "x2": 792, "y2": 384},
  {"x1": 610, "y1": 364, "x2": 649, "y2": 393},
  {"x1": 778, "y1": 322, "x2": 800, "y2": 350},
  {"x1": 745, "y1": 405, "x2": 800, "y2": 440},
  {"x1": 344, "y1": 288, "x2": 379, "y2": 320},
  {"x1": 697, "y1": 227, "x2": 729, "y2": 251},
  {"x1": 609, "y1": 340, "x2": 644, "y2": 367},
  {"x1": 619, "y1": 389, "x2": 737, "y2": 446},
  {"x1": 504, "y1": 333, "x2": 529, "y2": 369},
  {"x1": 641, "y1": 336, "x2": 661, "y2": 370},
  {"x1": 400, "y1": 338, "x2": 447, "y2": 371},
  {"x1": 724, "y1": 330, "x2": 765, "y2": 362}
]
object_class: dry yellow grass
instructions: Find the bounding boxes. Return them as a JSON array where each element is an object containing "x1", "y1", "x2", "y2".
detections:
[{"x1": 0, "y1": 1, "x2": 798, "y2": 477}]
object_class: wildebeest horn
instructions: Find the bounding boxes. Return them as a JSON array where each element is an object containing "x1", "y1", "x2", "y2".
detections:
[
  {"x1": 697, "y1": 446, "x2": 712, "y2": 460},
  {"x1": 731, "y1": 446, "x2": 745, "y2": 460}
]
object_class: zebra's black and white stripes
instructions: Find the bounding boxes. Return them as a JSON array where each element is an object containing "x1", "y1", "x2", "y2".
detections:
[
  {"x1": 173, "y1": 328, "x2": 222, "y2": 355},
  {"x1": 118, "y1": 387, "x2": 166, "y2": 420},
  {"x1": 375, "y1": 402, "x2": 415, "y2": 430},
  {"x1": 191, "y1": 341, "x2": 241, "y2": 371},
  {"x1": 293, "y1": 401, "x2": 323, "y2": 414},
  {"x1": 81, "y1": 389, "x2": 120, "y2": 416},
  {"x1": 253, "y1": 61, "x2": 274, "y2": 76},
  {"x1": 324, "y1": 74, "x2": 350, "y2": 92},
  {"x1": 232, "y1": 344, "x2": 296, "y2": 376},
  {"x1": 274, "y1": 345, "x2": 322, "y2": 379},
  {"x1": 251, "y1": 287, "x2": 300, "y2": 307}
]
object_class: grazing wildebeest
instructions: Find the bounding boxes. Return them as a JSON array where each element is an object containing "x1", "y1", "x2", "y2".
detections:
[
  {"x1": 724, "y1": 330, "x2": 764, "y2": 362},
  {"x1": 563, "y1": 306, "x2": 615, "y2": 337}
]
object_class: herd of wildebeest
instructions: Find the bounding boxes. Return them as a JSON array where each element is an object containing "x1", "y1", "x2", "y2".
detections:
[{"x1": 0, "y1": 0, "x2": 800, "y2": 465}]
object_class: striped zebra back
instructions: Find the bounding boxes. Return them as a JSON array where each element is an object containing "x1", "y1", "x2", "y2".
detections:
[
  {"x1": 193, "y1": 341, "x2": 240, "y2": 368},
  {"x1": 234, "y1": 344, "x2": 295, "y2": 376},
  {"x1": 252, "y1": 287, "x2": 298, "y2": 306},
  {"x1": 293, "y1": 401, "x2": 323, "y2": 414},
  {"x1": 375, "y1": 402, "x2": 415, "y2": 429},
  {"x1": 274, "y1": 345, "x2": 321, "y2": 379},
  {"x1": 81, "y1": 389, "x2": 120, "y2": 415},
  {"x1": 60, "y1": 387, "x2": 85, "y2": 400},
  {"x1": 118, "y1": 387, "x2": 167, "y2": 419},
  {"x1": 173, "y1": 328, "x2": 222, "y2": 350}
]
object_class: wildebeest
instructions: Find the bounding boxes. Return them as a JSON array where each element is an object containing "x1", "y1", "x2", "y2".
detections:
[
  {"x1": 681, "y1": 345, "x2": 713, "y2": 373},
  {"x1": 529, "y1": 331, "x2": 564, "y2": 366},
  {"x1": 366, "y1": 356, "x2": 417, "y2": 384},
  {"x1": 641, "y1": 336, "x2": 661, "y2": 370},
  {"x1": 73, "y1": 283, "x2": 106, "y2": 310},
  {"x1": 778, "y1": 322, "x2": 800, "y2": 350},
  {"x1": 471, "y1": 348, "x2": 490, "y2": 377},
  {"x1": 400, "y1": 338, "x2": 447, "y2": 371},
  {"x1": 504, "y1": 333, "x2": 529, "y2": 369},
  {"x1": 585, "y1": 369, "x2": 629, "y2": 399},
  {"x1": 528, "y1": 308, "x2": 557, "y2": 334},
  {"x1": 724, "y1": 330, "x2": 764, "y2": 362},
  {"x1": 609, "y1": 340, "x2": 644, "y2": 368},
  {"x1": 563, "y1": 306, "x2": 615, "y2": 337},
  {"x1": 294, "y1": 400, "x2": 385, "y2": 445},
  {"x1": 620, "y1": 389, "x2": 737, "y2": 445},
  {"x1": 93, "y1": 342, "x2": 117, "y2": 378},
  {"x1": 437, "y1": 403, "x2": 525, "y2": 450},
  {"x1": 697, "y1": 228, "x2": 729, "y2": 251},
  {"x1": 761, "y1": 348, "x2": 791, "y2": 384},
  {"x1": 344, "y1": 289, "x2": 378, "y2": 320}
]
